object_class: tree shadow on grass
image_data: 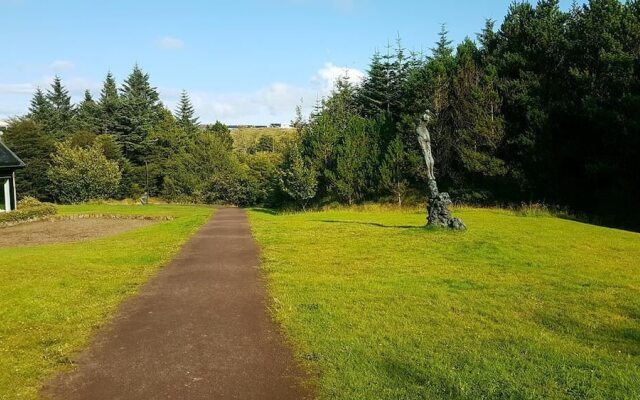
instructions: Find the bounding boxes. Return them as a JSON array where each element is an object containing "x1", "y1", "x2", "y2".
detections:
[{"x1": 316, "y1": 220, "x2": 426, "y2": 230}]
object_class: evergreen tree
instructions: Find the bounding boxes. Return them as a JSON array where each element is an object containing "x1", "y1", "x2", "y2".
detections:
[
  {"x1": 28, "y1": 88, "x2": 53, "y2": 130},
  {"x1": 380, "y1": 135, "x2": 409, "y2": 207},
  {"x1": 174, "y1": 90, "x2": 199, "y2": 135},
  {"x1": 73, "y1": 90, "x2": 100, "y2": 132},
  {"x1": 2, "y1": 119, "x2": 55, "y2": 200},
  {"x1": 98, "y1": 72, "x2": 121, "y2": 134},
  {"x1": 359, "y1": 52, "x2": 391, "y2": 117},
  {"x1": 118, "y1": 65, "x2": 163, "y2": 163},
  {"x1": 326, "y1": 116, "x2": 378, "y2": 205},
  {"x1": 206, "y1": 121, "x2": 234, "y2": 150},
  {"x1": 45, "y1": 76, "x2": 75, "y2": 137},
  {"x1": 279, "y1": 143, "x2": 317, "y2": 210}
]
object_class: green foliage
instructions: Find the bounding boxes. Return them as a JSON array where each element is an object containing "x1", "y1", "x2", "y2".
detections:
[
  {"x1": 73, "y1": 90, "x2": 100, "y2": 133},
  {"x1": 45, "y1": 76, "x2": 75, "y2": 138},
  {"x1": 380, "y1": 135, "x2": 409, "y2": 206},
  {"x1": 162, "y1": 131, "x2": 242, "y2": 202},
  {"x1": 242, "y1": 152, "x2": 284, "y2": 205},
  {"x1": 28, "y1": 88, "x2": 53, "y2": 132},
  {"x1": 327, "y1": 116, "x2": 378, "y2": 205},
  {"x1": 117, "y1": 65, "x2": 163, "y2": 163},
  {"x1": 206, "y1": 121, "x2": 234, "y2": 150},
  {"x1": 2, "y1": 119, "x2": 54, "y2": 200},
  {"x1": 48, "y1": 142, "x2": 122, "y2": 203},
  {"x1": 174, "y1": 90, "x2": 199, "y2": 135},
  {"x1": 0, "y1": 197, "x2": 57, "y2": 224},
  {"x1": 279, "y1": 143, "x2": 317, "y2": 210},
  {"x1": 97, "y1": 72, "x2": 121, "y2": 135}
]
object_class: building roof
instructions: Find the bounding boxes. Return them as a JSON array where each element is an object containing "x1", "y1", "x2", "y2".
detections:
[{"x1": 0, "y1": 141, "x2": 25, "y2": 169}]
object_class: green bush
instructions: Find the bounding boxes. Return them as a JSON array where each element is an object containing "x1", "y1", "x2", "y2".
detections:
[
  {"x1": 47, "y1": 142, "x2": 122, "y2": 204},
  {"x1": 203, "y1": 173, "x2": 259, "y2": 207},
  {"x1": 0, "y1": 197, "x2": 57, "y2": 224}
]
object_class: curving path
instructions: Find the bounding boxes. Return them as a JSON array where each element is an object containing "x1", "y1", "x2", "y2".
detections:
[{"x1": 43, "y1": 208, "x2": 311, "y2": 400}]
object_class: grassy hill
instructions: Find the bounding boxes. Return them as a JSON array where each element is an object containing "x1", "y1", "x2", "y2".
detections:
[
  {"x1": 231, "y1": 127, "x2": 296, "y2": 154},
  {"x1": 249, "y1": 206, "x2": 640, "y2": 399}
]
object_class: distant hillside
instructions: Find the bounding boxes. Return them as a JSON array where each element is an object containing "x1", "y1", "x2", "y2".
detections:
[{"x1": 231, "y1": 127, "x2": 296, "y2": 154}]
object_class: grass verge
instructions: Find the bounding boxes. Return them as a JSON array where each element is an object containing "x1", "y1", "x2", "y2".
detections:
[
  {"x1": 249, "y1": 206, "x2": 640, "y2": 399},
  {"x1": 0, "y1": 204, "x2": 213, "y2": 400}
]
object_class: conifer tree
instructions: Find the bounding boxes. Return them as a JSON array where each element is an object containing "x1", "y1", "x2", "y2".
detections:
[
  {"x1": 45, "y1": 76, "x2": 75, "y2": 137},
  {"x1": 118, "y1": 65, "x2": 163, "y2": 163},
  {"x1": 28, "y1": 88, "x2": 53, "y2": 129},
  {"x1": 279, "y1": 143, "x2": 317, "y2": 211},
  {"x1": 380, "y1": 135, "x2": 409, "y2": 207},
  {"x1": 174, "y1": 90, "x2": 199, "y2": 135},
  {"x1": 74, "y1": 90, "x2": 101, "y2": 132},
  {"x1": 98, "y1": 72, "x2": 120, "y2": 134}
]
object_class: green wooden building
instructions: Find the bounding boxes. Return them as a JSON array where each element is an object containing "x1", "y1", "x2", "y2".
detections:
[{"x1": 0, "y1": 141, "x2": 25, "y2": 212}]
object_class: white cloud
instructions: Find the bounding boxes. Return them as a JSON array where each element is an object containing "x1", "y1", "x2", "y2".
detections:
[
  {"x1": 0, "y1": 62, "x2": 365, "y2": 124},
  {"x1": 48, "y1": 60, "x2": 75, "y2": 71},
  {"x1": 0, "y1": 83, "x2": 36, "y2": 94},
  {"x1": 0, "y1": 75, "x2": 101, "y2": 119},
  {"x1": 156, "y1": 36, "x2": 185, "y2": 50},
  {"x1": 312, "y1": 62, "x2": 365, "y2": 92},
  {"x1": 162, "y1": 62, "x2": 365, "y2": 124}
]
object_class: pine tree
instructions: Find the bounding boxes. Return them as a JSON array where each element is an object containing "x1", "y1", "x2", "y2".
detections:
[
  {"x1": 279, "y1": 143, "x2": 318, "y2": 210},
  {"x1": 45, "y1": 76, "x2": 75, "y2": 137},
  {"x1": 98, "y1": 72, "x2": 120, "y2": 134},
  {"x1": 74, "y1": 90, "x2": 100, "y2": 132},
  {"x1": 326, "y1": 116, "x2": 377, "y2": 205},
  {"x1": 380, "y1": 135, "x2": 409, "y2": 207},
  {"x1": 118, "y1": 65, "x2": 163, "y2": 163},
  {"x1": 174, "y1": 90, "x2": 199, "y2": 135},
  {"x1": 359, "y1": 52, "x2": 390, "y2": 117},
  {"x1": 28, "y1": 88, "x2": 53, "y2": 129}
]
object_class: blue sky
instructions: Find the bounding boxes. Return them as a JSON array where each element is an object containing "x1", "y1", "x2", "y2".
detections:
[{"x1": 1, "y1": 0, "x2": 577, "y2": 124}]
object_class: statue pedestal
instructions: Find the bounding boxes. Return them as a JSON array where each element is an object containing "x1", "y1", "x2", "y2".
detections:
[{"x1": 426, "y1": 180, "x2": 466, "y2": 230}]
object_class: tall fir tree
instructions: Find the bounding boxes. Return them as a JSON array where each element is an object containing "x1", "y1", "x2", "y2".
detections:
[
  {"x1": 174, "y1": 90, "x2": 199, "y2": 135},
  {"x1": 45, "y1": 76, "x2": 75, "y2": 137},
  {"x1": 118, "y1": 65, "x2": 163, "y2": 163},
  {"x1": 28, "y1": 88, "x2": 53, "y2": 130},
  {"x1": 73, "y1": 90, "x2": 101, "y2": 132},
  {"x1": 98, "y1": 72, "x2": 121, "y2": 134}
]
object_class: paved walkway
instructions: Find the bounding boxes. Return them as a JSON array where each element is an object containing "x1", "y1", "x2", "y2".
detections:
[{"x1": 43, "y1": 208, "x2": 310, "y2": 400}]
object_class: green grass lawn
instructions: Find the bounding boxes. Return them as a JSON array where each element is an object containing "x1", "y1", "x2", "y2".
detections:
[
  {"x1": 0, "y1": 204, "x2": 213, "y2": 400},
  {"x1": 249, "y1": 206, "x2": 640, "y2": 400}
]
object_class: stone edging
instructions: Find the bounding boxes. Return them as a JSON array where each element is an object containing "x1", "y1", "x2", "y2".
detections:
[{"x1": 0, "y1": 214, "x2": 173, "y2": 229}]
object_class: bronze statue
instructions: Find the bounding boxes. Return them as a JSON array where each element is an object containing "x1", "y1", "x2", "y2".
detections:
[
  {"x1": 417, "y1": 111, "x2": 436, "y2": 181},
  {"x1": 416, "y1": 110, "x2": 466, "y2": 230}
]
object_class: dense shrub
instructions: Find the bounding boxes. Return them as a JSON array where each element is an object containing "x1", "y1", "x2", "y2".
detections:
[
  {"x1": 47, "y1": 142, "x2": 121, "y2": 204},
  {"x1": 0, "y1": 197, "x2": 57, "y2": 224}
]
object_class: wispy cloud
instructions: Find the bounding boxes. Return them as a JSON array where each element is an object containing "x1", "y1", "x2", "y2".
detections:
[
  {"x1": 0, "y1": 62, "x2": 364, "y2": 124},
  {"x1": 162, "y1": 62, "x2": 365, "y2": 124},
  {"x1": 156, "y1": 36, "x2": 185, "y2": 50}
]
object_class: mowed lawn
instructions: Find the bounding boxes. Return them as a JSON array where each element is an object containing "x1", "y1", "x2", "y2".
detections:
[
  {"x1": 0, "y1": 204, "x2": 213, "y2": 400},
  {"x1": 249, "y1": 207, "x2": 640, "y2": 399}
]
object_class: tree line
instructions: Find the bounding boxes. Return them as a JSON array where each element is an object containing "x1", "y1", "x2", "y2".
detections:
[
  {"x1": 2, "y1": 0, "x2": 639, "y2": 229},
  {"x1": 4, "y1": 65, "x2": 286, "y2": 207},
  {"x1": 289, "y1": 0, "x2": 640, "y2": 229}
]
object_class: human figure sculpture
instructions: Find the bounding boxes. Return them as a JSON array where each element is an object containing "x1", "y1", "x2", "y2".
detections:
[
  {"x1": 416, "y1": 110, "x2": 466, "y2": 230},
  {"x1": 417, "y1": 111, "x2": 436, "y2": 181}
]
